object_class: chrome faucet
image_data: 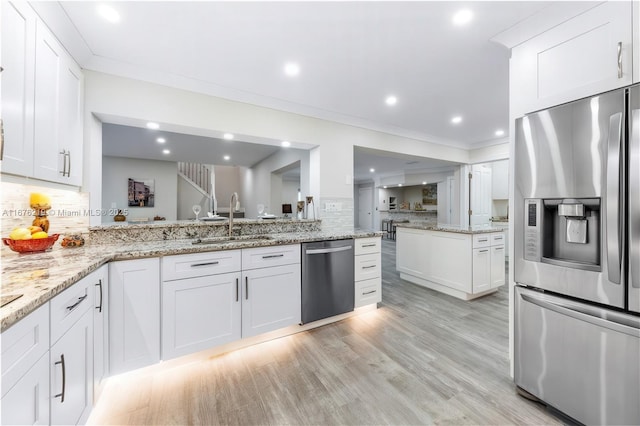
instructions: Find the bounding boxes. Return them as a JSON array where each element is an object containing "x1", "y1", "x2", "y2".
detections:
[{"x1": 229, "y1": 192, "x2": 239, "y2": 237}]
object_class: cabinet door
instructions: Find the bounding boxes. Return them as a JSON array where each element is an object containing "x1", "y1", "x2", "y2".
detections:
[
  {"x1": 396, "y1": 227, "x2": 429, "y2": 278},
  {"x1": 490, "y1": 245, "x2": 506, "y2": 288},
  {"x1": 511, "y1": 1, "x2": 633, "y2": 114},
  {"x1": 428, "y1": 231, "x2": 472, "y2": 292},
  {"x1": 50, "y1": 308, "x2": 94, "y2": 426},
  {"x1": 162, "y1": 272, "x2": 241, "y2": 360},
  {"x1": 472, "y1": 248, "x2": 491, "y2": 293},
  {"x1": 1, "y1": 353, "x2": 49, "y2": 425},
  {"x1": 109, "y1": 258, "x2": 160, "y2": 375},
  {"x1": 242, "y1": 264, "x2": 301, "y2": 338},
  {"x1": 92, "y1": 266, "x2": 108, "y2": 397},
  {"x1": 1, "y1": 0, "x2": 36, "y2": 176},
  {"x1": 57, "y1": 56, "x2": 84, "y2": 186}
]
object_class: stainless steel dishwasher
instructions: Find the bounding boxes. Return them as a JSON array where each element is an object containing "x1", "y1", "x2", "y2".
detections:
[{"x1": 301, "y1": 239, "x2": 354, "y2": 324}]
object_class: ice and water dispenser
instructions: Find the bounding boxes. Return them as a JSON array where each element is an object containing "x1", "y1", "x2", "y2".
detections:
[{"x1": 524, "y1": 198, "x2": 601, "y2": 271}]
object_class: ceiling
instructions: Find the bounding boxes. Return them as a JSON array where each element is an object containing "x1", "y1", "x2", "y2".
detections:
[{"x1": 50, "y1": 1, "x2": 553, "y2": 149}]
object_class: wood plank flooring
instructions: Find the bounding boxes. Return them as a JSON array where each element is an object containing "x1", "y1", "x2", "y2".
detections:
[{"x1": 89, "y1": 239, "x2": 562, "y2": 425}]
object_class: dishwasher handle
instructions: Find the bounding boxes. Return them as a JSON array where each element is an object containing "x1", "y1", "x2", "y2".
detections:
[{"x1": 305, "y1": 245, "x2": 353, "y2": 255}]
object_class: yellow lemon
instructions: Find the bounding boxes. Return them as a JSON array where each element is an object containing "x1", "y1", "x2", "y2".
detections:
[{"x1": 31, "y1": 231, "x2": 49, "y2": 239}]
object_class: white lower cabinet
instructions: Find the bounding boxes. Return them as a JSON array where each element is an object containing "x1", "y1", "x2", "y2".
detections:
[
  {"x1": 472, "y1": 248, "x2": 491, "y2": 293},
  {"x1": 50, "y1": 308, "x2": 93, "y2": 425},
  {"x1": 490, "y1": 245, "x2": 506, "y2": 288},
  {"x1": 109, "y1": 258, "x2": 160, "y2": 375},
  {"x1": 162, "y1": 272, "x2": 242, "y2": 360},
  {"x1": 354, "y1": 237, "x2": 382, "y2": 307},
  {"x1": 1, "y1": 303, "x2": 50, "y2": 425},
  {"x1": 241, "y1": 264, "x2": 301, "y2": 338}
]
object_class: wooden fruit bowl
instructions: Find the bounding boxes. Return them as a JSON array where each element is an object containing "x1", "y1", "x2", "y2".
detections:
[{"x1": 2, "y1": 234, "x2": 60, "y2": 253}]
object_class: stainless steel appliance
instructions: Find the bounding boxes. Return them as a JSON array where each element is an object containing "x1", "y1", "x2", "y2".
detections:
[
  {"x1": 514, "y1": 85, "x2": 640, "y2": 425},
  {"x1": 301, "y1": 239, "x2": 354, "y2": 324}
]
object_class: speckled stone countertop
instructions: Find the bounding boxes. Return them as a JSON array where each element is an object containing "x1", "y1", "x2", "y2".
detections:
[
  {"x1": 394, "y1": 222, "x2": 506, "y2": 234},
  {"x1": 1, "y1": 230, "x2": 381, "y2": 332}
]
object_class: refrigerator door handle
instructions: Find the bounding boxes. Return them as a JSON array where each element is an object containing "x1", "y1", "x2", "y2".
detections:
[
  {"x1": 631, "y1": 109, "x2": 640, "y2": 291},
  {"x1": 606, "y1": 112, "x2": 622, "y2": 284},
  {"x1": 520, "y1": 291, "x2": 640, "y2": 337}
]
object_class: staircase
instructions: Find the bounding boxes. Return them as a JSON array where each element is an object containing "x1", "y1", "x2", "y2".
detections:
[{"x1": 178, "y1": 162, "x2": 212, "y2": 197}]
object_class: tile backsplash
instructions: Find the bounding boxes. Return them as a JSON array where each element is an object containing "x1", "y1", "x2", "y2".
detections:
[{"x1": 1, "y1": 182, "x2": 90, "y2": 236}]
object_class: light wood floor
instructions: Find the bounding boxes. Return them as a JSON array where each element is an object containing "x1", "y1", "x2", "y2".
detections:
[{"x1": 89, "y1": 239, "x2": 562, "y2": 425}]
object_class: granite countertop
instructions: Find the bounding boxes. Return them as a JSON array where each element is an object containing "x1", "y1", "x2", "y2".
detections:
[
  {"x1": 1, "y1": 230, "x2": 381, "y2": 332},
  {"x1": 394, "y1": 222, "x2": 506, "y2": 234},
  {"x1": 89, "y1": 218, "x2": 319, "y2": 230}
]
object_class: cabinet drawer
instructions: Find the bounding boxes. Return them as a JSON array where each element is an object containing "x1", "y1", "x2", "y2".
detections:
[
  {"x1": 490, "y1": 232, "x2": 505, "y2": 246},
  {"x1": 354, "y1": 237, "x2": 381, "y2": 255},
  {"x1": 162, "y1": 250, "x2": 241, "y2": 281},
  {"x1": 1, "y1": 303, "x2": 49, "y2": 397},
  {"x1": 242, "y1": 244, "x2": 301, "y2": 270},
  {"x1": 472, "y1": 234, "x2": 492, "y2": 248},
  {"x1": 50, "y1": 273, "x2": 93, "y2": 345},
  {"x1": 355, "y1": 253, "x2": 381, "y2": 282},
  {"x1": 355, "y1": 278, "x2": 381, "y2": 308}
]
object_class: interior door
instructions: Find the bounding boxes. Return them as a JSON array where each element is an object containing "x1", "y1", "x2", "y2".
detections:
[
  {"x1": 469, "y1": 165, "x2": 492, "y2": 226},
  {"x1": 358, "y1": 187, "x2": 373, "y2": 230}
]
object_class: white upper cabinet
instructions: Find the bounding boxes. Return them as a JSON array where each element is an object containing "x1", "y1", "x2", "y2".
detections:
[
  {"x1": 1, "y1": 1, "x2": 83, "y2": 186},
  {"x1": 1, "y1": 1, "x2": 36, "y2": 176},
  {"x1": 511, "y1": 1, "x2": 633, "y2": 115}
]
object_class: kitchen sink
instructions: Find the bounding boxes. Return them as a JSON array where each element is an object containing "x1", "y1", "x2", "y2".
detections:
[{"x1": 191, "y1": 235, "x2": 273, "y2": 245}]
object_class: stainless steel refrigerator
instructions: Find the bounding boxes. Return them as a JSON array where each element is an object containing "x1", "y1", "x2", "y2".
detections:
[{"x1": 514, "y1": 85, "x2": 640, "y2": 425}]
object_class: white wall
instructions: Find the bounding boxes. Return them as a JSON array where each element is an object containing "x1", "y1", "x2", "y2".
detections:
[
  {"x1": 84, "y1": 71, "x2": 495, "y2": 227},
  {"x1": 102, "y1": 156, "x2": 178, "y2": 222},
  {"x1": 177, "y1": 175, "x2": 207, "y2": 219},
  {"x1": 281, "y1": 179, "x2": 299, "y2": 213}
]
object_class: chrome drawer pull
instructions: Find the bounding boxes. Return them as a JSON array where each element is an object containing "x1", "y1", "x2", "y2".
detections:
[
  {"x1": 190, "y1": 261, "x2": 219, "y2": 267},
  {"x1": 95, "y1": 280, "x2": 103, "y2": 313},
  {"x1": 363, "y1": 290, "x2": 377, "y2": 295},
  {"x1": 478, "y1": 238, "x2": 488, "y2": 242},
  {"x1": 494, "y1": 247, "x2": 504, "y2": 251},
  {"x1": 54, "y1": 354, "x2": 66, "y2": 402},
  {"x1": 479, "y1": 249, "x2": 489, "y2": 253},
  {"x1": 262, "y1": 254, "x2": 284, "y2": 259},
  {"x1": 66, "y1": 294, "x2": 88, "y2": 311},
  {"x1": 361, "y1": 243, "x2": 376, "y2": 247},
  {"x1": 362, "y1": 265, "x2": 377, "y2": 269}
]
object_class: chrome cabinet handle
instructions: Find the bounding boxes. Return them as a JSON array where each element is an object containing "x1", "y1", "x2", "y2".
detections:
[
  {"x1": 190, "y1": 261, "x2": 219, "y2": 267},
  {"x1": 361, "y1": 243, "x2": 376, "y2": 248},
  {"x1": 54, "y1": 354, "x2": 66, "y2": 402},
  {"x1": 262, "y1": 254, "x2": 284, "y2": 259},
  {"x1": 66, "y1": 151, "x2": 71, "y2": 177},
  {"x1": 95, "y1": 280, "x2": 103, "y2": 313},
  {"x1": 606, "y1": 113, "x2": 622, "y2": 284},
  {"x1": 478, "y1": 238, "x2": 488, "y2": 242},
  {"x1": 66, "y1": 294, "x2": 88, "y2": 311},
  {"x1": 363, "y1": 290, "x2": 377, "y2": 295},
  {"x1": 362, "y1": 265, "x2": 377, "y2": 269},
  {"x1": 245, "y1": 277, "x2": 248, "y2": 300},
  {"x1": 494, "y1": 247, "x2": 504, "y2": 251},
  {"x1": 235, "y1": 278, "x2": 239, "y2": 302},
  {"x1": 59, "y1": 150, "x2": 68, "y2": 176},
  {"x1": 479, "y1": 249, "x2": 489, "y2": 253},
  {"x1": 617, "y1": 41, "x2": 622, "y2": 78}
]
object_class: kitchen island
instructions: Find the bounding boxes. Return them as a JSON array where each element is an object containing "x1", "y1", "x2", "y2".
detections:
[{"x1": 395, "y1": 222, "x2": 506, "y2": 300}]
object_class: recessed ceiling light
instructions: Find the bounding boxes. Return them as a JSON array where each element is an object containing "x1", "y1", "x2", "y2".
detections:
[
  {"x1": 146, "y1": 122, "x2": 159, "y2": 130},
  {"x1": 398, "y1": 184, "x2": 403, "y2": 187},
  {"x1": 281, "y1": 141, "x2": 291, "y2": 147},
  {"x1": 98, "y1": 4, "x2": 120, "y2": 23},
  {"x1": 162, "y1": 149, "x2": 170, "y2": 155},
  {"x1": 385, "y1": 96, "x2": 398, "y2": 106},
  {"x1": 223, "y1": 155, "x2": 230, "y2": 161},
  {"x1": 223, "y1": 133, "x2": 234, "y2": 140},
  {"x1": 383, "y1": 186, "x2": 388, "y2": 189},
  {"x1": 156, "y1": 137, "x2": 166, "y2": 144},
  {"x1": 422, "y1": 181, "x2": 427, "y2": 185},
  {"x1": 369, "y1": 168, "x2": 375, "y2": 173},
  {"x1": 284, "y1": 62, "x2": 300, "y2": 77},
  {"x1": 453, "y1": 9, "x2": 473, "y2": 26},
  {"x1": 495, "y1": 129, "x2": 505, "y2": 136},
  {"x1": 451, "y1": 116, "x2": 463, "y2": 124}
]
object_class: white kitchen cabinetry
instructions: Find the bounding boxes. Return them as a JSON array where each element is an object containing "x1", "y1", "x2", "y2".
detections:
[
  {"x1": 49, "y1": 273, "x2": 95, "y2": 425},
  {"x1": 241, "y1": 245, "x2": 301, "y2": 338},
  {"x1": 511, "y1": 1, "x2": 633, "y2": 114},
  {"x1": 1, "y1": 304, "x2": 50, "y2": 425},
  {"x1": 91, "y1": 266, "x2": 108, "y2": 398},
  {"x1": 1, "y1": 1, "x2": 36, "y2": 176},
  {"x1": 354, "y1": 237, "x2": 382, "y2": 307},
  {"x1": 162, "y1": 251, "x2": 242, "y2": 360},
  {"x1": 109, "y1": 258, "x2": 160, "y2": 375},
  {"x1": 396, "y1": 227, "x2": 505, "y2": 300},
  {"x1": 0, "y1": 1, "x2": 83, "y2": 185}
]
